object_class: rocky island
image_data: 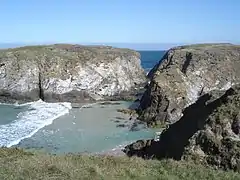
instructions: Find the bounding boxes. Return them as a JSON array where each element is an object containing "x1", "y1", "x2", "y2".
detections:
[
  {"x1": 0, "y1": 44, "x2": 146, "y2": 103},
  {"x1": 124, "y1": 43, "x2": 240, "y2": 172}
]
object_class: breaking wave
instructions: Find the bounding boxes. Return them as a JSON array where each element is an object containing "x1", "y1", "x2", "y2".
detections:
[{"x1": 0, "y1": 99, "x2": 72, "y2": 147}]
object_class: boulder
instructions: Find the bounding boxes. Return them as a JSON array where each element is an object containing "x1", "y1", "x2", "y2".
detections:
[
  {"x1": 124, "y1": 84, "x2": 240, "y2": 171},
  {"x1": 138, "y1": 43, "x2": 240, "y2": 126},
  {"x1": 0, "y1": 44, "x2": 146, "y2": 103}
]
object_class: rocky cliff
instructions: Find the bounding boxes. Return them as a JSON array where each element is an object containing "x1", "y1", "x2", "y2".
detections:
[
  {"x1": 0, "y1": 44, "x2": 146, "y2": 103},
  {"x1": 124, "y1": 84, "x2": 240, "y2": 171},
  {"x1": 138, "y1": 43, "x2": 240, "y2": 126}
]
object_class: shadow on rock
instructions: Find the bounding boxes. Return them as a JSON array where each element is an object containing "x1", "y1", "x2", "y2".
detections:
[{"x1": 124, "y1": 87, "x2": 235, "y2": 160}]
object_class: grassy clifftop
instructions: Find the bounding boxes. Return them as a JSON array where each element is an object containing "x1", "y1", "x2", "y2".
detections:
[
  {"x1": 0, "y1": 148, "x2": 239, "y2": 180},
  {"x1": 172, "y1": 43, "x2": 237, "y2": 50},
  {"x1": 0, "y1": 44, "x2": 140, "y2": 79},
  {"x1": 0, "y1": 44, "x2": 139, "y2": 63}
]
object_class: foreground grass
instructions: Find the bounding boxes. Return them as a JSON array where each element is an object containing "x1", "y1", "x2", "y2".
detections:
[{"x1": 0, "y1": 148, "x2": 239, "y2": 180}]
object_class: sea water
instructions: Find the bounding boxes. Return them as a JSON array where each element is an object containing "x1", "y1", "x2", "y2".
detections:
[
  {"x1": 13, "y1": 101, "x2": 157, "y2": 154},
  {"x1": 0, "y1": 100, "x2": 71, "y2": 148},
  {"x1": 0, "y1": 50, "x2": 165, "y2": 154},
  {"x1": 139, "y1": 50, "x2": 166, "y2": 73},
  {"x1": 0, "y1": 101, "x2": 156, "y2": 154}
]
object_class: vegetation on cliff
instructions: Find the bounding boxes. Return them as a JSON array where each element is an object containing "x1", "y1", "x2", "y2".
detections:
[
  {"x1": 0, "y1": 44, "x2": 140, "y2": 80},
  {"x1": 0, "y1": 148, "x2": 239, "y2": 180}
]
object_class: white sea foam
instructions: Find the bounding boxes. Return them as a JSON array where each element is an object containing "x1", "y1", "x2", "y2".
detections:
[
  {"x1": 95, "y1": 141, "x2": 135, "y2": 156},
  {"x1": 79, "y1": 101, "x2": 112, "y2": 110},
  {"x1": 79, "y1": 102, "x2": 99, "y2": 109},
  {"x1": 145, "y1": 68, "x2": 152, "y2": 76},
  {"x1": 110, "y1": 141, "x2": 134, "y2": 151},
  {"x1": 0, "y1": 99, "x2": 72, "y2": 147}
]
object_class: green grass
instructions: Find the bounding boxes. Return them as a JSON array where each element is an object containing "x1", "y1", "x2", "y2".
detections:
[
  {"x1": 0, "y1": 148, "x2": 239, "y2": 180},
  {"x1": 174, "y1": 43, "x2": 235, "y2": 49}
]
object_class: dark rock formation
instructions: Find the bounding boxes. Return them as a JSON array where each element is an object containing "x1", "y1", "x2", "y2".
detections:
[
  {"x1": 123, "y1": 139, "x2": 155, "y2": 158},
  {"x1": 0, "y1": 44, "x2": 146, "y2": 103},
  {"x1": 115, "y1": 117, "x2": 125, "y2": 120},
  {"x1": 124, "y1": 84, "x2": 240, "y2": 171},
  {"x1": 116, "y1": 124, "x2": 126, "y2": 128},
  {"x1": 138, "y1": 43, "x2": 240, "y2": 126}
]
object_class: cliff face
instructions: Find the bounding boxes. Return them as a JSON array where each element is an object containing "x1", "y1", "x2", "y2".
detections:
[
  {"x1": 125, "y1": 84, "x2": 240, "y2": 171},
  {"x1": 0, "y1": 44, "x2": 146, "y2": 103},
  {"x1": 138, "y1": 44, "x2": 240, "y2": 126}
]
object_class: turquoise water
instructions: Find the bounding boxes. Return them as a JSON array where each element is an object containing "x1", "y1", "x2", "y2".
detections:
[
  {"x1": 14, "y1": 102, "x2": 157, "y2": 154},
  {"x1": 0, "y1": 104, "x2": 27, "y2": 125},
  {"x1": 0, "y1": 100, "x2": 72, "y2": 148}
]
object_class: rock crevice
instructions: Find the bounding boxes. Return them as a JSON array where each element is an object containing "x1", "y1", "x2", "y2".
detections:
[
  {"x1": 181, "y1": 52, "x2": 192, "y2": 74},
  {"x1": 38, "y1": 72, "x2": 44, "y2": 101}
]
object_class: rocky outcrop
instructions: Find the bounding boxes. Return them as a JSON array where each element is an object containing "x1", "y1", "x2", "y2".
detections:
[
  {"x1": 0, "y1": 44, "x2": 146, "y2": 103},
  {"x1": 138, "y1": 43, "x2": 240, "y2": 126},
  {"x1": 124, "y1": 84, "x2": 240, "y2": 171}
]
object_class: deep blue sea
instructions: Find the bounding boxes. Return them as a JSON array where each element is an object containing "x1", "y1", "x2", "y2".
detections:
[
  {"x1": 0, "y1": 50, "x2": 165, "y2": 154},
  {"x1": 138, "y1": 50, "x2": 166, "y2": 72}
]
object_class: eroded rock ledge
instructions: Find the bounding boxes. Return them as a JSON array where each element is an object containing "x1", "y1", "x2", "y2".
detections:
[
  {"x1": 0, "y1": 44, "x2": 146, "y2": 103},
  {"x1": 138, "y1": 43, "x2": 240, "y2": 126}
]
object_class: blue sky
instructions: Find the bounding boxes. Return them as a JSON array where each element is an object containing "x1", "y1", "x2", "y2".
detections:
[{"x1": 0, "y1": 0, "x2": 239, "y2": 49}]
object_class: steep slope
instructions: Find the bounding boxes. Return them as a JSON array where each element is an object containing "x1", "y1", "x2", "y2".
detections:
[
  {"x1": 138, "y1": 43, "x2": 240, "y2": 126},
  {"x1": 125, "y1": 84, "x2": 240, "y2": 171}
]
